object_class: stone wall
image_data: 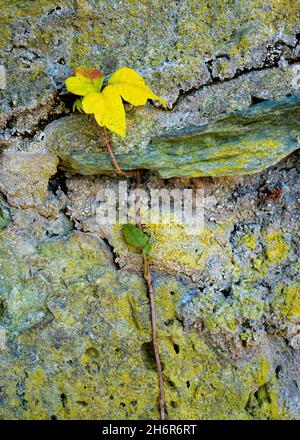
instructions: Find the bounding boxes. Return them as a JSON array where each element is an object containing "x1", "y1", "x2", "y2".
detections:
[{"x1": 0, "y1": 1, "x2": 299, "y2": 419}]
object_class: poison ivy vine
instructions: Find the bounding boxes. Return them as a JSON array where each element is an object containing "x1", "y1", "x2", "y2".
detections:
[
  {"x1": 66, "y1": 67, "x2": 167, "y2": 420},
  {"x1": 66, "y1": 67, "x2": 166, "y2": 136}
]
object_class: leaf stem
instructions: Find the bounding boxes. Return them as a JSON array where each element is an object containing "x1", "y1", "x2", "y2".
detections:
[{"x1": 100, "y1": 128, "x2": 167, "y2": 420}]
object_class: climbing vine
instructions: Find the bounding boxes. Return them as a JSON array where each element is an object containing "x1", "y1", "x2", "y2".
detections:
[{"x1": 66, "y1": 67, "x2": 167, "y2": 420}]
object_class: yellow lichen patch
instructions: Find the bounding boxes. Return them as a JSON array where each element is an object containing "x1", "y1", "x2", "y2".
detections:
[
  {"x1": 50, "y1": 309, "x2": 75, "y2": 326},
  {"x1": 147, "y1": 223, "x2": 200, "y2": 270},
  {"x1": 24, "y1": 368, "x2": 49, "y2": 420},
  {"x1": 238, "y1": 234, "x2": 257, "y2": 250},
  {"x1": 96, "y1": 271, "x2": 149, "y2": 333},
  {"x1": 246, "y1": 375, "x2": 287, "y2": 420},
  {"x1": 264, "y1": 140, "x2": 281, "y2": 149},
  {"x1": 253, "y1": 258, "x2": 263, "y2": 270},
  {"x1": 158, "y1": 331, "x2": 276, "y2": 419},
  {"x1": 263, "y1": 229, "x2": 290, "y2": 264},
  {"x1": 152, "y1": 279, "x2": 184, "y2": 326},
  {"x1": 5, "y1": 289, "x2": 284, "y2": 421},
  {"x1": 22, "y1": 345, "x2": 158, "y2": 420},
  {"x1": 253, "y1": 356, "x2": 271, "y2": 388},
  {"x1": 272, "y1": 283, "x2": 300, "y2": 321},
  {"x1": 141, "y1": 222, "x2": 233, "y2": 276}
]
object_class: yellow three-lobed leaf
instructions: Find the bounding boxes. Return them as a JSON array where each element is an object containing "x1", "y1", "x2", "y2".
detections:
[
  {"x1": 107, "y1": 67, "x2": 166, "y2": 107},
  {"x1": 66, "y1": 67, "x2": 166, "y2": 137}
]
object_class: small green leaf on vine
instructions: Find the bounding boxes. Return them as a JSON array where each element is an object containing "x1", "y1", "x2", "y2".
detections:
[
  {"x1": 142, "y1": 240, "x2": 152, "y2": 255},
  {"x1": 123, "y1": 223, "x2": 152, "y2": 254}
]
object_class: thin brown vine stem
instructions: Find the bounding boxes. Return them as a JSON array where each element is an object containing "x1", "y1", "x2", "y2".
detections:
[
  {"x1": 102, "y1": 125, "x2": 138, "y2": 177},
  {"x1": 100, "y1": 126, "x2": 167, "y2": 420},
  {"x1": 135, "y1": 171, "x2": 167, "y2": 420},
  {"x1": 103, "y1": 126, "x2": 124, "y2": 175}
]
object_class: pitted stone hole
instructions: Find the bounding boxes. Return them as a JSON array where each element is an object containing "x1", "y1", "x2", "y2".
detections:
[
  {"x1": 48, "y1": 170, "x2": 67, "y2": 195},
  {"x1": 60, "y1": 89, "x2": 78, "y2": 108},
  {"x1": 167, "y1": 380, "x2": 176, "y2": 389},
  {"x1": 221, "y1": 288, "x2": 231, "y2": 299},
  {"x1": 0, "y1": 298, "x2": 7, "y2": 318},
  {"x1": 186, "y1": 380, "x2": 190, "y2": 388},
  {"x1": 241, "y1": 338, "x2": 248, "y2": 348},
  {"x1": 141, "y1": 342, "x2": 156, "y2": 370},
  {"x1": 131, "y1": 400, "x2": 137, "y2": 407},
  {"x1": 251, "y1": 96, "x2": 267, "y2": 105},
  {"x1": 173, "y1": 343, "x2": 180, "y2": 354},
  {"x1": 109, "y1": 395, "x2": 114, "y2": 400},
  {"x1": 85, "y1": 347, "x2": 100, "y2": 357},
  {"x1": 46, "y1": 6, "x2": 62, "y2": 16},
  {"x1": 84, "y1": 347, "x2": 101, "y2": 375},
  {"x1": 170, "y1": 291, "x2": 175, "y2": 296},
  {"x1": 275, "y1": 365, "x2": 283, "y2": 378},
  {"x1": 252, "y1": 383, "x2": 271, "y2": 405},
  {"x1": 58, "y1": 58, "x2": 66, "y2": 65},
  {"x1": 60, "y1": 393, "x2": 67, "y2": 407},
  {"x1": 51, "y1": 415, "x2": 58, "y2": 420},
  {"x1": 77, "y1": 401, "x2": 88, "y2": 407},
  {"x1": 16, "y1": 381, "x2": 28, "y2": 410},
  {"x1": 120, "y1": 402, "x2": 126, "y2": 408}
]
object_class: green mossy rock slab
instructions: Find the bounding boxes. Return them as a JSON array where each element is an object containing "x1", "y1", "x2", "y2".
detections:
[{"x1": 50, "y1": 97, "x2": 300, "y2": 178}]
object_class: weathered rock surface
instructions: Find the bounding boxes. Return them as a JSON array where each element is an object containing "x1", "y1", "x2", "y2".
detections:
[
  {"x1": 48, "y1": 96, "x2": 300, "y2": 177},
  {"x1": 0, "y1": 219, "x2": 299, "y2": 420},
  {"x1": 0, "y1": 0, "x2": 299, "y2": 420},
  {"x1": 0, "y1": 150, "x2": 59, "y2": 209}
]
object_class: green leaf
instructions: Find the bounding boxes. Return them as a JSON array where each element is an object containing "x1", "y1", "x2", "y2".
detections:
[
  {"x1": 123, "y1": 224, "x2": 150, "y2": 249},
  {"x1": 142, "y1": 241, "x2": 152, "y2": 255}
]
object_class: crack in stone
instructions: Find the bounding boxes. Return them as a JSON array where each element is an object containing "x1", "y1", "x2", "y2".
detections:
[{"x1": 171, "y1": 55, "x2": 300, "y2": 110}]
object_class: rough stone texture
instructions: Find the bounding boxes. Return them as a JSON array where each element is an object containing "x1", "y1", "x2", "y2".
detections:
[
  {"x1": 0, "y1": 150, "x2": 59, "y2": 209},
  {"x1": 47, "y1": 96, "x2": 300, "y2": 177},
  {"x1": 0, "y1": 229, "x2": 290, "y2": 420},
  {"x1": 0, "y1": 0, "x2": 300, "y2": 420}
]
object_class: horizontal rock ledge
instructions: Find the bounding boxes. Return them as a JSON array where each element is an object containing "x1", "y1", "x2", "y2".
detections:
[{"x1": 49, "y1": 96, "x2": 300, "y2": 178}]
